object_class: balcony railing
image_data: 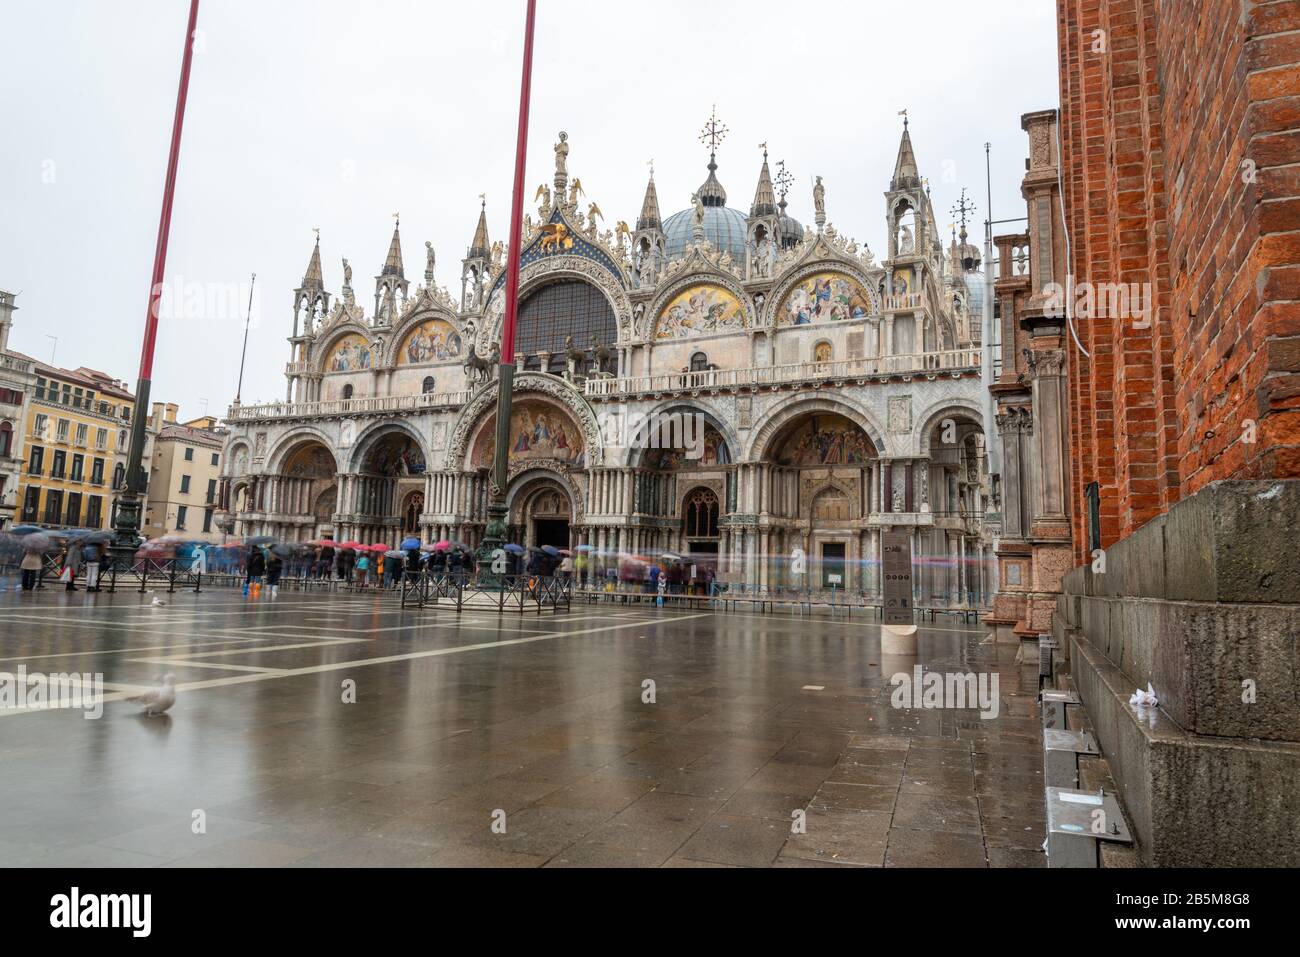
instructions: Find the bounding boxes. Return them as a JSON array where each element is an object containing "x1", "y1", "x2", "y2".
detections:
[
  {"x1": 584, "y1": 349, "x2": 981, "y2": 398},
  {"x1": 227, "y1": 390, "x2": 474, "y2": 422},
  {"x1": 881, "y1": 293, "x2": 924, "y2": 311},
  {"x1": 0, "y1": 353, "x2": 33, "y2": 375}
]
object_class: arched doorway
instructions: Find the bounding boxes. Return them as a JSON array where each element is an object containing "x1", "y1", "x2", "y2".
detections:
[
  {"x1": 509, "y1": 476, "x2": 574, "y2": 550},
  {"x1": 269, "y1": 439, "x2": 339, "y2": 541},
  {"x1": 762, "y1": 411, "x2": 877, "y2": 592}
]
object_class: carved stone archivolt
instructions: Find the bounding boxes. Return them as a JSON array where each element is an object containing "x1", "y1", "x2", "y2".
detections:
[{"x1": 443, "y1": 372, "x2": 604, "y2": 471}]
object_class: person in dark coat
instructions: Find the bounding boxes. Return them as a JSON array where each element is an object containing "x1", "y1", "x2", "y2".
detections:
[
  {"x1": 265, "y1": 553, "x2": 283, "y2": 599},
  {"x1": 245, "y1": 546, "x2": 266, "y2": 595}
]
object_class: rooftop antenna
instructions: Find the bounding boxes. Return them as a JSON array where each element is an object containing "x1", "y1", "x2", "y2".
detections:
[
  {"x1": 234, "y1": 273, "x2": 256, "y2": 405},
  {"x1": 45, "y1": 334, "x2": 58, "y2": 366}
]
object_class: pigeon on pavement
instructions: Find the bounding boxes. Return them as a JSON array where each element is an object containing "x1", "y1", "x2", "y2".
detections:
[{"x1": 128, "y1": 674, "x2": 176, "y2": 716}]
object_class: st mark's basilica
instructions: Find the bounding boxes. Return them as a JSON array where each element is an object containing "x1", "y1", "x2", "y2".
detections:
[{"x1": 217, "y1": 116, "x2": 995, "y2": 605}]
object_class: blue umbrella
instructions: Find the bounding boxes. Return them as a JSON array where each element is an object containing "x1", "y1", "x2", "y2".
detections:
[
  {"x1": 400, "y1": 537, "x2": 421, "y2": 550},
  {"x1": 540, "y1": 545, "x2": 561, "y2": 557},
  {"x1": 503, "y1": 543, "x2": 526, "y2": 555},
  {"x1": 9, "y1": 524, "x2": 43, "y2": 536}
]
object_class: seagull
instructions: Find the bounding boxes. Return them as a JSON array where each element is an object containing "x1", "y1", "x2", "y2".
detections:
[
  {"x1": 150, "y1": 594, "x2": 166, "y2": 607},
  {"x1": 128, "y1": 674, "x2": 176, "y2": 716}
]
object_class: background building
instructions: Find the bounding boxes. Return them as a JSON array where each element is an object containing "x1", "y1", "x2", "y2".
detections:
[
  {"x1": 0, "y1": 291, "x2": 36, "y2": 529},
  {"x1": 219, "y1": 122, "x2": 996, "y2": 606},
  {"x1": 143, "y1": 404, "x2": 227, "y2": 541},
  {"x1": 13, "y1": 359, "x2": 149, "y2": 531},
  {"x1": 1054, "y1": 0, "x2": 1300, "y2": 865}
]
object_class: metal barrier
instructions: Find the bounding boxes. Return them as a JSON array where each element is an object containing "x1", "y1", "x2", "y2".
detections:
[{"x1": 400, "y1": 571, "x2": 572, "y2": 614}]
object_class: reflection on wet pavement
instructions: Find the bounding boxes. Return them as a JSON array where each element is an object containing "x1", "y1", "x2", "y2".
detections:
[{"x1": 0, "y1": 590, "x2": 1045, "y2": 867}]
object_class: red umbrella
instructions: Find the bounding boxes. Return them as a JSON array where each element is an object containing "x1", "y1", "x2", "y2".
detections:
[
  {"x1": 336, "y1": 541, "x2": 364, "y2": 550},
  {"x1": 366, "y1": 543, "x2": 389, "y2": 553}
]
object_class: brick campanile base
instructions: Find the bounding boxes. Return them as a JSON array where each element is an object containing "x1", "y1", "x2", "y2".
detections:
[{"x1": 1055, "y1": 480, "x2": 1300, "y2": 866}]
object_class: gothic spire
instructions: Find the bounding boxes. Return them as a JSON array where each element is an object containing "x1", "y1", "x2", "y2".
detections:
[
  {"x1": 468, "y1": 199, "x2": 491, "y2": 260},
  {"x1": 638, "y1": 169, "x2": 662, "y2": 231},
  {"x1": 302, "y1": 232, "x2": 324, "y2": 289},
  {"x1": 892, "y1": 119, "x2": 921, "y2": 191},
  {"x1": 381, "y1": 217, "x2": 404, "y2": 278},
  {"x1": 750, "y1": 147, "x2": 777, "y2": 218}
]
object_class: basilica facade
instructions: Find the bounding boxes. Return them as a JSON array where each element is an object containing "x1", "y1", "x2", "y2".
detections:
[{"x1": 217, "y1": 121, "x2": 994, "y2": 605}]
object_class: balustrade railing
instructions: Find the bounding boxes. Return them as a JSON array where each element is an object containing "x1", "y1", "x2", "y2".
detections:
[
  {"x1": 228, "y1": 390, "x2": 474, "y2": 422},
  {"x1": 584, "y1": 349, "x2": 981, "y2": 397}
]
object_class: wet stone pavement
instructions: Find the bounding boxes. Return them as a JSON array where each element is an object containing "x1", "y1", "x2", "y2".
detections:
[{"x1": 0, "y1": 590, "x2": 1046, "y2": 867}]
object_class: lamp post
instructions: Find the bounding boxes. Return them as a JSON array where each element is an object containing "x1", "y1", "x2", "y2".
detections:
[
  {"x1": 109, "y1": 0, "x2": 201, "y2": 566},
  {"x1": 475, "y1": 0, "x2": 537, "y2": 586}
]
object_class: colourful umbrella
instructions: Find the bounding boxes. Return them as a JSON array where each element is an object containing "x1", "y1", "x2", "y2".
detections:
[
  {"x1": 433, "y1": 541, "x2": 452, "y2": 552},
  {"x1": 400, "y1": 537, "x2": 421, "y2": 550}
]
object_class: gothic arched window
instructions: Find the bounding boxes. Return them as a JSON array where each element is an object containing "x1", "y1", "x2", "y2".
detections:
[
  {"x1": 517, "y1": 280, "x2": 616, "y2": 357},
  {"x1": 422, "y1": 376, "x2": 436, "y2": 394},
  {"x1": 342, "y1": 385, "x2": 354, "y2": 400},
  {"x1": 684, "y1": 488, "x2": 720, "y2": 539},
  {"x1": 689, "y1": 352, "x2": 709, "y2": 372}
]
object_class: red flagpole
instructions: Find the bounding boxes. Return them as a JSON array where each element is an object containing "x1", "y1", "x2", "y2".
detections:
[
  {"x1": 498, "y1": 0, "x2": 537, "y2": 365},
  {"x1": 113, "y1": 0, "x2": 201, "y2": 550}
]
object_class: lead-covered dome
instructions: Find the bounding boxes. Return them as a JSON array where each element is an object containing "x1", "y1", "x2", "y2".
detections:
[{"x1": 663, "y1": 205, "x2": 749, "y2": 262}]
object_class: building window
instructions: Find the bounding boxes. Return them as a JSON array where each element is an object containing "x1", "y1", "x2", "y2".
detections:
[
  {"x1": 65, "y1": 493, "x2": 82, "y2": 526},
  {"x1": 422, "y1": 376, "x2": 436, "y2": 394},
  {"x1": 74, "y1": 423, "x2": 87, "y2": 447},
  {"x1": 35, "y1": 377, "x2": 46, "y2": 400},
  {"x1": 117, "y1": 430, "x2": 127, "y2": 451},
  {"x1": 28, "y1": 445, "x2": 43, "y2": 476},
  {"x1": 0, "y1": 387, "x2": 22, "y2": 404},
  {"x1": 86, "y1": 496, "x2": 102, "y2": 528},
  {"x1": 91, "y1": 457, "x2": 104, "y2": 485},
  {"x1": 56, "y1": 419, "x2": 69, "y2": 443},
  {"x1": 33, "y1": 413, "x2": 47, "y2": 439},
  {"x1": 175, "y1": 505, "x2": 188, "y2": 530},
  {"x1": 689, "y1": 352, "x2": 710, "y2": 372},
  {"x1": 206, "y1": 478, "x2": 217, "y2": 503},
  {"x1": 210, "y1": 452, "x2": 219, "y2": 466},
  {"x1": 202, "y1": 508, "x2": 214, "y2": 533},
  {"x1": 184, "y1": 447, "x2": 194, "y2": 461},
  {"x1": 180, "y1": 475, "x2": 191, "y2": 494},
  {"x1": 112, "y1": 463, "x2": 125, "y2": 489},
  {"x1": 342, "y1": 385, "x2": 354, "y2": 400},
  {"x1": 0, "y1": 421, "x2": 10, "y2": 457},
  {"x1": 43, "y1": 489, "x2": 63, "y2": 524},
  {"x1": 122, "y1": 407, "x2": 130, "y2": 423},
  {"x1": 51, "y1": 450, "x2": 66, "y2": 479},
  {"x1": 95, "y1": 428, "x2": 107, "y2": 449},
  {"x1": 684, "y1": 488, "x2": 720, "y2": 538},
  {"x1": 22, "y1": 486, "x2": 39, "y2": 522},
  {"x1": 70, "y1": 454, "x2": 84, "y2": 482},
  {"x1": 516, "y1": 280, "x2": 617, "y2": 357}
]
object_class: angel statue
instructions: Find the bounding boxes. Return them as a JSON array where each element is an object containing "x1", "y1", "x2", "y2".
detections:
[
  {"x1": 534, "y1": 183, "x2": 551, "y2": 215},
  {"x1": 569, "y1": 178, "x2": 585, "y2": 205}
]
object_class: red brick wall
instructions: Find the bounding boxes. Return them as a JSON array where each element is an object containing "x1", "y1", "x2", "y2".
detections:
[{"x1": 1058, "y1": 0, "x2": 1300, "y2": 563}]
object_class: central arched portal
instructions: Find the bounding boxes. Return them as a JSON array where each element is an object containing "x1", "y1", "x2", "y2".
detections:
[{"x1": 508, "y1": 474, "x2": 575, "y2": 550}]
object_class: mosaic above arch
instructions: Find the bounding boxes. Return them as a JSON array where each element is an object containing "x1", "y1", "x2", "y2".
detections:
[
  {"x1": 325, "y1": 334, "x2": 373, "y2": 373},
  {"x1": 282, "y1": 443, "x2": 337, "y2": 479},
  {"x1": 775, "y1": 413, "x2": 875, "y2": 466},
  {"x1": 399, "y1": 319, "x2": 462, "y2": 364},
  {"x1": 778, "y1": 272, "x2": 873, "y2": 326},
  {"x1": 644, "y1": 423, "x2": 732, "y2": 470},
  {"x1": 656, "y1": 283, "x2": 745, "y2": 340},
  {"x1": 366, "y1": 433, "x2": 427, "y2": 476},
  {"x1": 474, "y1": 399, "x2": 586, "y2": 470}
]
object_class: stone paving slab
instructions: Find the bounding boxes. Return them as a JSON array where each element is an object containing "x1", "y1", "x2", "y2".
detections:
[{"x1": 0, "y1": 590, "x2": 1046, "y2": 867}]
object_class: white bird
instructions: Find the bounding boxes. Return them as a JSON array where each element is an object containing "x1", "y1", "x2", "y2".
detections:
[
  {"x1": 150, "y1": 595, "x2": 166, "y2": 607},
  {"x1": 128, "y1": 674, "x2": 176, "y2": 716}
]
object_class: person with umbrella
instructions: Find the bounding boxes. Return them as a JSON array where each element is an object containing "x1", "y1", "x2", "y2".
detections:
[
  {"x1": 267, "y1": 545, "x2": 290, "y2": 599},
  {"x1": 63, "y1": 537, "x2": 84, "y2": 592},
  {"x1": 245, "y1": 545, "x2": 266, "y2": 597},
  {"x1": 19, "y1": 540, "x2": 45, "y2": 591},
  {"x1": 84, "y1": 537, "x2": 106, "y2": 592}
]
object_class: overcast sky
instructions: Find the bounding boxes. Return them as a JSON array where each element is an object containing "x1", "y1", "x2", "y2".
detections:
[{"x1": 1, "y1": 0, "x2": 1059, "y2": 417}]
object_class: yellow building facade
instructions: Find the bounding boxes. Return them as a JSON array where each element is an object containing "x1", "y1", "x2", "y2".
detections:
[
  {"x1": 14, "y1": 360, "x2": 145, "y2": 530},
  {"x1": 143, "y1": 405, "x2": 227, "y2": 542}
]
